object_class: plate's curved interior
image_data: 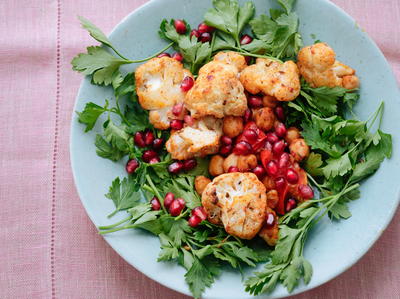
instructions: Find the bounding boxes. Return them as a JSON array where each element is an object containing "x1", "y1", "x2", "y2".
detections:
[{"x1": 70, "y1": 0, "x2": 400, "y2": 298}]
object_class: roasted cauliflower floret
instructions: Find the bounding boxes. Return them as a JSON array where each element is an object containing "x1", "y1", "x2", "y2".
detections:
[
  {"x1": 165, "y1": 116, "x2": 222, "y2": 160},
  {"x1": 202, "y1": 172, "x2": 267, "y2": 239},
  {"x1": 213, "y1": 51, "x2": 247, "y2": 72},
  {"x1": 185, "y1": 59, "x2": 247, "y2": 118},
  {"x1": 240, "y1": 58, "x2": 300, "y2": 101},
  {"x1": 297, "y1": 42, "x2": 359, "y2": 89},
  {"x1": 135, "y1": 57, "x2": 193, "y2": 129}
]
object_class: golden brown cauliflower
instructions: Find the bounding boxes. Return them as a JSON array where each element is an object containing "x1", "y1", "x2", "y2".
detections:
[
  {"x1": 297, "y1": 42, "x2": 359, "y2": 89},
  {"x1": 135, "y1": 57, "x2": 193, "y2": 129},
  {"x1": 201, "y1": 172, "x2": 267, "y2": 240},
  {"x1": 213, "y1": 51, "x2": 247, "y2": 72},
  {"x1": 240, "y1": 58, "x2": 300, "y2": 101},
  {"x1": 184, "y1": 53, "x2": 247, "y2": 118},
  {"x1": 165, "y1": 116, "x2": 222, "y2": 160}
]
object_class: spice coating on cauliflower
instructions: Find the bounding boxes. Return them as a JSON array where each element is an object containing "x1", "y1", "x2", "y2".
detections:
[
  {"x1": 201, "y1": 172, "x2": 267, "y2": 240},
  {"x1": 213, "y1": 51, "x2": 247, "y2": 72},
  {"x1": 297, "y1": 42, "x2": 359, "y2": 89},
  {"x1": 165, "y1": 116, "x2": 223, "y2": 160},
  {"x1": 135, "y1": 57, "x2": 193, "y2": 129},
  {"x1": 240, "y1": 58, "x2": 301, "y2": 102}
]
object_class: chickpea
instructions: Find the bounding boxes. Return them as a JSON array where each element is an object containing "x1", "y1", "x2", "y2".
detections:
[
  {"x1": 262, "y1": 176, "x2": 276, "y2": 191},
  {"x1": 223, "y1": 153, "x2": 239, "y2": 173},
  {"x1": 266, "y1": 189, "x2": 279, "y2": 209},
  {"x1": 223, "y1": 116, "x2": 243, "y2": 138},
  {"x1": 253, "y1": 107, "x2": 276, "y2": 131},
  {"x1": 195, "y1": 176, "x2": 212, "y2": 195},
  {"x1": 289, "y1": 138, "x2": 310, "y2": 161},
  {"x1": 209, "y1": 155, "x2": 225, "y2": 177},
  {"x1": 285, "y1": 127, "x2": 301, "y2": 144},
  {"x1": 262, "y1": 94, "x2": 278, "y2": 108},
  {"x1": 237, "y1": 154, "x2": 257, "y2": 171}
]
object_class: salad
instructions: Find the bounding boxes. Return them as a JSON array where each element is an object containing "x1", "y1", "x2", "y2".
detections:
[{"x1": 72, "y1": 0, "x2": 392, "y2": 297}]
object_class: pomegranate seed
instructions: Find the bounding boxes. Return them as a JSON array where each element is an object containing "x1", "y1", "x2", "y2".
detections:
[
  {"x1": 157, "y1": 52, "x2": 171, "y2": 58},
  {"x1": 164, "y1": 192, "x2": 175, "y2": 208},
  {"x1": 233, "y1": 141, "x2": 252, "y2": 155},
  {"x1": 248, "y1": 95, "x2": 263, "y2": 108},
  {"x1": 272, "y1": 140, "x2": 286, "y2": 155},
  {"x1": 275, "y1": 177, "x2": 286, "y2": 190},
  {"x1": 172, "y1": 52, "x2": 183, "y2": 62},
  {"x1": 299, "y1": 184, "x2": 314, "y2": 199},
  {"x1": 183, "y1": 158, "x2": 197, "y2": 171},
  {"x1": 228, "y1": 166, "x2": 240, "y2": 173},
  {"x1": 168, "y1": 161, "x2": 184, "y2": 174},
  {"x1": 180, "y1": 76, "x2": 194, "y2": 92},
  {"x1": 174, "y1": 19, "x2": 187, "y2": 34},
  {"x1": 151, "y1": 197, "x2": 161, "y2": 211},
  {"x1": 286, "y1": 169, "x2": 299, "y2": 184},
  {"x1": 134, "y1": 132, "x2": 146, "y2": 148},
  {"x1": 190, "y1": 29, "x2": 201, "y2": 39},
  {"x1": 177, "y1": 197, "x2": 186, "y2": 207},
  {"x1": 199, "y1": 32, "x2": 212, "y2": 43},
  {"x1": 170, "y1": 119, "x2": 184, "y2": 130},
  {"x1": 144, "y1": 131, "x2": 155, "y2": 146},
  {"x1": 142, "y1": 150, "x2": 158, "y2": 163},
  {"x1": 188, "y1": 215, "x2": 202, "y2": 227},
  {"x1": 192, "y1": 206, "x2": 207, "y2": 221},
  {"x1": 198, "y1": 22, "x2": 215, "y2": 33},
  {"x1": 152, "y1": 138, "x2": 164, "y2": 150},
  {"x1": 220, "y1": 145, "x2": 232, "y2": 156},
  {"x1": 266, "y1": 132, "x2": 279, "y2": 144},
  {"x1": 275, "y1": 106, "x2": 285, "y2": 121},
  {"x1": 275, "y1": 122, "x2": 287, "y2": 138},
  {"x1": 221, "y1": 136, "x2": 233, "y2": 145},
  {"x1": 263, "y1": 141, "x2": 272, "y2": 151},
  {"x1": 172, "y1": 103, "x2": 184, "y2": 116},
  {"x1": 243, "y1": 129, "x2": 258, "y2": 143},
  {"x1": 126, "y1": 159, "x2": 139, "y2": 174},
  {"x1": 266, "y1": 160, "x2": 278, "y2": 177},
  {"x1": 278, "y1": 152, "x2": 290, "y2": 169},
  {"x1": 253, "y1": 165, "x2": 266, "y2": 179},
  {"x1": 245, "y1": 56, "x2": 252, "y2": 65},
  {"x1": 244, "y1": 108, "x2": 252, "y2": 123},
  {"x1": 286, "y1": 198, "x2": 297, "y2": 212},
  {"x1": 169, "y1": 199, "x2": 185, "y2": 216},
  {"x1": 240, "y1": 34, "x2": 253, "y2": 45},
  {"x1": 149, "y1": 157, "x2": 160, "y2": 164},
  {"x1": 265, "y1": 213, "x2": 275, "y2": 227}
]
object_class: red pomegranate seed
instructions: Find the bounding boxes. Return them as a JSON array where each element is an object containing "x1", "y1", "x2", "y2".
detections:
[
  {"x1": 278, "y1": 152, "x2": 290, "y2": 169},
  {"x1": 266, "y1": 132, "x2": 279, "y2": 144},
  {"x1": 151, "y1": 197, "x2": 161, "y2": 211},
  {"x1": 244, "y1": 108, "x2": 253, "y2": 123},
  {"x1": 144, "y1": 131, "x2": 155, "y2": 146},
  {"x1": 164, "y1": 192, "x2": 175, "y2": 208},
  {"x1": 172, "y1": 52, "x2": 183, "y2": 62},
  {"x1": 266, "y1": 160, "x2": 278, "y2": 176},
  {"x1": 174, "y1": 19, "x2": 187, "y2": 34},
  {"x1": 275, "y1": 177, "x2": 286, "y2": 190},
  {"x1": 272, "y1": 140, "x2": 286, "y2": 155},
  {"x1": 183, "y1": 158, "x2": 197, "y2": 171},
  {"x1": 190, "y1": 29, "x2": 201, "y2": 39},
  {"x1": 152, "y1": 138, "x2": 164, "y2": 150},
  {"x1": 134, "y1": 132, "x2": 146, "y2": 148},
  {"x1": 198, "y1": 22, "x2": 215, "y2": 33},
  {"x1": 286, "y1": 169, "x2": 299, "y2": 184},
  {"x1": 253, "y1": 165, "x2": 266, "y2": 179},
  {"x1": 188, "y1": 215, "x2": 202, "y2": 227},
  {"x1": 275, "y1": 106, "x2": 285, "y2": 121},
  {"x1": 286, "y1": 198, "x2": 297, "y2": 212},
  {"x1": 299, "y1": 184, "x2": 314, "y2": 199},
  {"x1": 184, "y1": 115, "x2": 195, "y2": 126},
  {"x1": 172, "y1": 103, "x2": 184, "y2": 116},
  {"x1": 221, "y1": 136, "x2": 233, "y2": 145},
  {"x1": 142, "y1": 150, "x2": 158, "y2": 163},
  {"x1": 180, "y1": 76, "x2": 194, "y2": 92},
  {"x1": 245, "y1": 56, "x2": 252, "y2": 65},
  {"x1": 168, "y1": 161, "x2": 184, "y2": 174},
  {"x1": 126, "y1": 159, "x2": 139, "y2": 174},
  {"x1": 170, "y1": 119, "x2": 184, "y2": 130},
  {"x1": 265, "y1": 213, "x2": 275, "y2": 227},
  {"x1": 228, "y1": 166, "x2": 239, "y2": 173},
  {"x1": 149, "y1": 157, "x2": 160, "y2": 164},
  {"x1": 248, "y1": 95, "x2": 263, "y2": 108},
  {"x1": 192, "y1": 206, "x2": 207, "y2": 221},
  {"x1": 275, "y1": 122, "x2": 287, "y2": 138},
  {"x1": 177, "y1": 197, "x2": 186, "y2": 207},
  {"x1": 240, "y1": 34, "x2": 253, "y2": 45},
  {"x1": 199, "y1": 32, "x2": 212, "y2": 43},
  {"x1": 243, "y1": 129, "x2": 258, "y2": 143},
  {"x1": 233, "y1": 141, "x2": 252, "y2": 155},
  {"x1": 263, "y1": 141, "x2": 272, "y2": 151},
  {"x1": 169, "y1": 199, "x2": 185, "y2": 216},
  {"x1": 220, "y1": 145, "x2": 232, "y2": 156},
  {"x1": 157, "y1": 52, "x2": 171, "y2": 58}
]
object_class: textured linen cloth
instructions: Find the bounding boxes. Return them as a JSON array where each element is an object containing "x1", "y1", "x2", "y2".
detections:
[{"x1": 0, "y1": 0, "x2": 398, "y2": 298}]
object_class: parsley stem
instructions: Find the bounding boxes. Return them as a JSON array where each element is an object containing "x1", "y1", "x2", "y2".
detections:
[
  {"x1": 306, "y1": 173, "x2": 324, "y2": 192},
  {"x1": 174, "y1": 209, "x2": 189, "y2": 220},
  {"x1": 98, "y1": 215, "x2": 133, "y2": 230},
  {"x1": 110, "y1": 46, "x2": 130, "y2": 61},
  {"x1": 98, "y1": 224, "x2": 138, "y2": 234},
  {"x1": 232, "y1": 46, "x2": 282, "y2": 62},
  {"x1": 145, "y1": 174, "x2": 167, "y2": 213},
  {"x1": 126, "y1": 42, "x2": 174, "y2": 63}
]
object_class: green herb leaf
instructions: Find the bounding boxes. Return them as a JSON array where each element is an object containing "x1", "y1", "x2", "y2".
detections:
[
  {"x1": 106, "y1": 177, "x2": 141, "y2": 216},
  {"x1": 277, "y1": 0, "x2": 296, "y2": 13},
  {"x1": 322, "y1": 153, "x2": 352, "y2": 179},
  {"x1": 185, "y1": 258, "x2": 216, "y2": 299},
  {"x1": 94, "y1": 134, "x2": 126, "y2": 161},
  {"x1": 304, "y1": 152, "x2": 324, "y2": 176},
  {"x1": 77, "y1": 102, "x2": 108, "y2": 132},
  {"x1": 78, "y1": 16, "x2": 114, "y2": 50}
]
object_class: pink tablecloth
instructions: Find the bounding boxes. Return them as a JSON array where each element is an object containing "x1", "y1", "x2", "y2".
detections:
[{"x1": 0, "y1": 0, "x2": 399, "y2": 298}]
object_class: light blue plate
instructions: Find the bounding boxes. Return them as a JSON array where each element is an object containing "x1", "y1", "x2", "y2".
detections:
[{"x1": 70, "y1": 0, "x2": 400, "y2": 298}]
